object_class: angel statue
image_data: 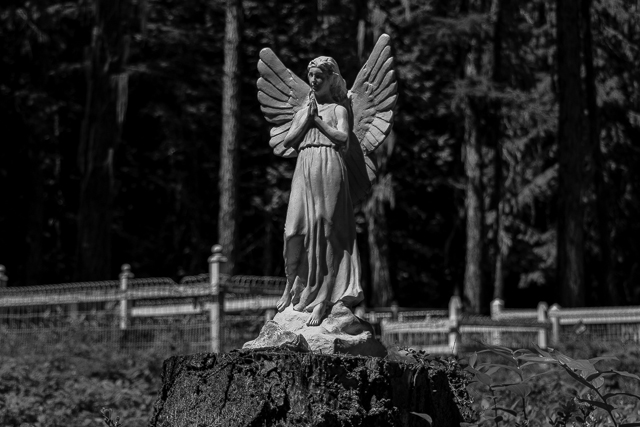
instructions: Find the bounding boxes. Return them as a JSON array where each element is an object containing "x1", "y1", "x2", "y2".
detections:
[{"x1": 257, "y1": 34, "x2": 397, "y2": 326}]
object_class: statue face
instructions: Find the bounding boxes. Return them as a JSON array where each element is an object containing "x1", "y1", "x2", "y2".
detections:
[{"x1": 307, "y1": 67, "x2": 331, "y2": 97}]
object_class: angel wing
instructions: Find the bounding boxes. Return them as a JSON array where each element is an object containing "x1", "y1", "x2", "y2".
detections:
[
  {"x1": 345, "y1": 34, "x2": 398, "y2": 204},
  {"x1": 256, "y1": 48, "x2": 310, "y2": 158}
]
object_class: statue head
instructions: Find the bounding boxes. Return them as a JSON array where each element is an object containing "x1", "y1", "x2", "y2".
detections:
[{"x1": 306, "y1": 56, "x2": 348, "y2": 104}]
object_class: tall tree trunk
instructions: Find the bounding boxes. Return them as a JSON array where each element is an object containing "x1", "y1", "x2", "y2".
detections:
[
  {"x1": 366, "y1": 211, "x2": 393, "y2": 306},
  {"x1": 218, "y1": 0, "x2": 242, "y2": 274},
  {"x1": 358, "y1": 0, "x2": 394, "y2": 307},
  {"x1": 492, "y1": 157, "x2": 505, "y2": 303},
  {"x1": 364, "y1": 141, "x2": 395, "y2": 307},
  {"x1": 357, "y1": 0, "x2": 385, "y2": 62},
  {"x1": 556, "y1": 0, "x2": 586, "y2": 306},
  {"x1": 491, "y1": 0, "x2": 505, "y2": 302},
  {"x1": 25, "y1": 141, "x2": 44, "y2": 286},
  {"x1": 582, "y1": 0, "x2": 619, "y2": 305},
  {"x1": 461, "y1": 1, "x2": 485, "y2": 314},
  {"x1": 76, "y1": 0, "x2": 131, "y2": 280},
  {"x1": 463, "y1": 95, "x2": 484, "y2": 313},
  {"x1": 263, "y1": 209, "x2": 274, "y2": 275},
  {"x1": 356, "y1": 0, "x2": 369, "y2": 63}
]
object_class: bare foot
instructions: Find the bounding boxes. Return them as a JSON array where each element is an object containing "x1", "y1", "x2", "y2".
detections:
[
  {"x1": 276, "y1": 290, "x2": 292, "y2": 312},
  {"x1": 307, "y1": 303, "x2": 325, "y2": 326}
]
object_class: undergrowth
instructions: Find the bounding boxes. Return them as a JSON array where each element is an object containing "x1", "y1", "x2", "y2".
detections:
[
  {"x1": 412, "y1": 341, "x2": 640, "y2": 427},
  {"x1": 3, "y1": 332, "x2": 640, "y2": 427},
  {"x1": 399, "y1": 347, "x2": 476, "y2": 422},
  {"x1": 0, "y1": 339, "x2": 163, "y2": 427}
]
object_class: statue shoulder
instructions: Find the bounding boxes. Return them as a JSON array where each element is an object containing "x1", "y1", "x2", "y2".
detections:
[{"x1": 334, "y1": 103, "x2": 348, "y2": 119}]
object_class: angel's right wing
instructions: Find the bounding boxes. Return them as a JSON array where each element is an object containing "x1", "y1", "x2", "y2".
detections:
[{"x1": 257, "y1": 48, "x2": 310, "y2": 158}]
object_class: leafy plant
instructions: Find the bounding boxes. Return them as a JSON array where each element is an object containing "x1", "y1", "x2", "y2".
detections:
[
  {"x1": 0, "y1": 338, "x2": 163, "y2": 427},
  {"x1": 101, "y1": 408, "x2": 122, "y2": 427},
  {"x1": 400, "y1": 347, "x2": 476, "y2": 422},
  {"x1": 462, "y1": 344, "x2": 640, "y2": 427}
]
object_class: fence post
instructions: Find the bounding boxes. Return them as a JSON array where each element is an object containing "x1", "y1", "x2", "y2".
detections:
[
  {"x1": 0, "y1": 265, "x2": 7, "y2": 288},
  {"x1": 490, "y1": 299, "x2": 504, "y2": 320},
  {"x1": 390, "y1": 300, "x2": 399, "y2": 321},
  {"x1": 537, "y1": 302, "x2": 548, "y2": 349},
  {"x1": 119, "y1": 264, "x2": 133, "y2": 331},
  {"x1": 448, "y1": 295, "x2": 461, "y2": 354},
  {"x1": 208, "y1": 245, "x2": 227, "y2": 353},
  {"x1": 548, "y1": 304, "x2": 561, "y2": 346},
  {"x1": 490, "y1": 299, "x2": 504, "y2": 345}
]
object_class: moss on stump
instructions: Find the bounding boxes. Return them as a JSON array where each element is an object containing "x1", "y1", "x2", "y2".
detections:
[{"x1": 149, "y1": 350, "x2": 465, "y2": 427}]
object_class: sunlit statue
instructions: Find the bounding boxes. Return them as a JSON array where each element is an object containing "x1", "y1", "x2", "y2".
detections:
[{"x1": 257, "y1": 35, "x2": 397, "y2": 327}]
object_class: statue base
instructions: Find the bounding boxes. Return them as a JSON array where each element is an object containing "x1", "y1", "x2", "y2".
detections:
[
  {"x1": 148, "y1": 350, "x2": 466, "y2": 427},
  {"x1": 243, "y1": 302, "x2": 387, "y2": 357}
]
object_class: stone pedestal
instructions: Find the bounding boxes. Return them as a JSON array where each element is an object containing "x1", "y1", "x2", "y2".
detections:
[
  {"x1": 149, "y1": 350, "x2": 466, "y2": 427},
  {"x1": 243, "y1": 303, "x2": 387, "y2": 357}
]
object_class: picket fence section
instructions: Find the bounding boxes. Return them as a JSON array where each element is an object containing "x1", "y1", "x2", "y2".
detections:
[{"x1": 1, "y1": 248, "x2": 640, "y2": 355}]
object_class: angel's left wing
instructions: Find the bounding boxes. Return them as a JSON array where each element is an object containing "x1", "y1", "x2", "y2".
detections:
[
  {"x1": 257, "y1": 48, "x2": 311, "y2": 158},
  {"x1": 344, "y1": 34, "x2": 398, "y2": 204}
]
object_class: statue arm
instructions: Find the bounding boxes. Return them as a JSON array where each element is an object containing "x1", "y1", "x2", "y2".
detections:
[
  {"x1": 313, "y1": 105, "x2": 349, "y2": 149},
  {"x1": 283, "y1": 108, "x2": 311, "y2": 150}
]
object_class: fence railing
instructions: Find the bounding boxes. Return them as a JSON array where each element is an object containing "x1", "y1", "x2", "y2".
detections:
[
  {"x1": 2, "y1": 249, "x2": 640, "y2": 355},
  {"x1": 379, "y1": 296, "x2": 550, "y2": 354},
  {"x1": 380, "y1": 297, "x2": 640, "y2": 354},
  {"x1": 0, "y1": 245, "x2": 285, "y2": 355}
]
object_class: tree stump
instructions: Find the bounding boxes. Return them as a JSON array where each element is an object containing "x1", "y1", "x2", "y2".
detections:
[{"x1": 149, "y1": 350, "x2": 467, "y2": 427}]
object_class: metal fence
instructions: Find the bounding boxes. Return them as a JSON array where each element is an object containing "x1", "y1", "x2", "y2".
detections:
[{"x1": 2, "y1": 249, "x2": 640, "y2": 356}]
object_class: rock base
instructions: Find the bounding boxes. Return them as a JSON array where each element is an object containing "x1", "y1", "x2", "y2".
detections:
[
  {"x1": 243, "y1": 303, "x2": 387, "y2": 357},
  {"x1": 149, "y1": 350, "x2": 465, "y2": 427}
]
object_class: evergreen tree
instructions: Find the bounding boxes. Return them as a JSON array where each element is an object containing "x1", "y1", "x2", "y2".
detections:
[
  {"x1": 218, "y1": 0, "x2": 242, "y2": 274},
  {"x1": 76, "y1": 0, "x2": 133, "y2": 280},
  {"x1": 556, "y1": 0, "x2": 586, "y2": 306}
]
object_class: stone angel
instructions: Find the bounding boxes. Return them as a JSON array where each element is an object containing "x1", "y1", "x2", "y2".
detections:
[{"x1": 257, "y1": 35, "x2": 397, "y2": 326}]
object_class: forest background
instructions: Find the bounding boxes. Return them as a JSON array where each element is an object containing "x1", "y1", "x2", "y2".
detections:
[{"x1": 0, "y1": 0, "x2": 638, "y2": 314}]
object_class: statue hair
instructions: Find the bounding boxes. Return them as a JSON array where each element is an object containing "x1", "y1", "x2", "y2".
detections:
[{"x1": 307, "y1": 56, "x2": 348, "y2": 104}]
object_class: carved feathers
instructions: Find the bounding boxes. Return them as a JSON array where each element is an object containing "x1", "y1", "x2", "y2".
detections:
[
  {"x1": 257, "y1": 48, "x2": 310, "y2": 158},
  {"x1": 345, "y1": 34, "x2": 397, "y2": 203}
]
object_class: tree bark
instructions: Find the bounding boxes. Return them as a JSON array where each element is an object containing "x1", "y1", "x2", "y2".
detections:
[
  {"x1": 218, "y1": 0, "x2": 242, "y2": 275},
  {"x1": 360, "y1": 2, "x2": 394, "y2": 307},
  {"x1": 76, "y1": 0, "x2": 131, "y2": 280},
  {"x1": 263, "y1": 209, "x2": 274, "y2": 275},
  {"x1": 366, "y1": 204, "x2": 393, "y2": 307},
  {"x1": 365, "y1": 166, "x2": 394, "y2": 307},
  {"x1": 149, "y1": 351, "x2": 468, "y2": 427},
  {"x1": 491, "y1": 0, "x2": 505, "y2": 302},
  {"x1": 356, "y1": 0, "x2": 369, "y2": 62},
  {"x1": 25, "y1": 141, "x2": 44, "y2": 287},
  {"x1": 463, "y1": 101, "x2": 484, "y2": 313},
  {"x1": 463, "y1": 39, "x2": 484, "y2": 313},
  {"x1": 556, "y1": 0, "x2": 586, "y2": 306},
  {"x1": 582, "y1": 0, "x2": 619, "y2": 305}
]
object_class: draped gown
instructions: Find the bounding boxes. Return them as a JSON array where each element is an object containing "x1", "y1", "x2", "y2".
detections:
[{"x1": 284, "y1": 103, "x2": 364, "y2": 312}]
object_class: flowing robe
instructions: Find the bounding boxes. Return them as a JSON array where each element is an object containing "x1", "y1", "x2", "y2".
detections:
[{"x1": 284, "y1": 103, "x2": 364, "y2": 311}]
